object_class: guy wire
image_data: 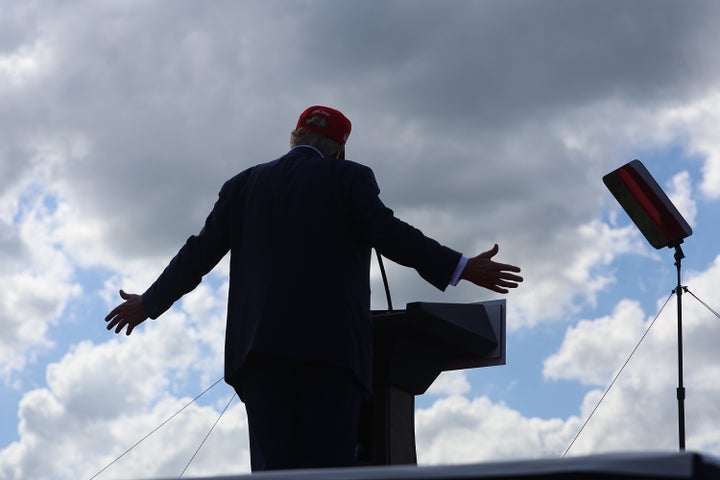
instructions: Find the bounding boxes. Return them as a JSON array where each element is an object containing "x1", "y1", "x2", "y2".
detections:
[
  {"x1": 685, "y1": 288, "x2": 720, "y2": 320},
  {"x1": 562, "y1": 292, "x2": 673, "y2": 457},
  {"x1": 177, "y1": 393, "x2": 236, "y2": 479},
  {"x1": 88, "y1": 376, "x2": 226, "y2": 480}
]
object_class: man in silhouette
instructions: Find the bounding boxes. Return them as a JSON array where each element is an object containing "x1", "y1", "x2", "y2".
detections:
[{"x1": 105, "y1": 105, "x2": 523, "y2": 471}]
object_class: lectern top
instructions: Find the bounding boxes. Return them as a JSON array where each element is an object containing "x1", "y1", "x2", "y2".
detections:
[{"x1": 372, "y1": 300, "x2": 506, "y2": 394}]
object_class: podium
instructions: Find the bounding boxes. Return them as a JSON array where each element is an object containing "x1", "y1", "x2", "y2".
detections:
[{"x1": 361, "y1": 300, "x2": 506, "y2": 465}]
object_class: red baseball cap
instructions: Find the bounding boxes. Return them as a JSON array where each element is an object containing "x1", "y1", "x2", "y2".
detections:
[{"x1": 296, "y1": 105, "x2": 352, "y2": 145}]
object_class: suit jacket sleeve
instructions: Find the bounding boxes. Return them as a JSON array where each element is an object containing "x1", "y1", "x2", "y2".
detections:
[
  {"x1": 346, "y1": 163, "x2": 462, "y2": 291},
  {"x1": 141, "y1": 177, "x2": 237, "y2": 319}
]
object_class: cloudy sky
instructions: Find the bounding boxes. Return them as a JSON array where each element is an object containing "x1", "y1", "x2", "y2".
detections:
[{"x1": 3, "y1": 0, "x2": 720, "y2": 478}]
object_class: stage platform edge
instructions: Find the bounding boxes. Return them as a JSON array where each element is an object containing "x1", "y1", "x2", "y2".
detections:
[{"x1": 157, "y1": 450, "x2": 720, "y2": 480}]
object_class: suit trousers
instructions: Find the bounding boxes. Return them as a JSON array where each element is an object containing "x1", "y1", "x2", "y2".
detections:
[{"x1": 233, "y1": 354, "x2": 365, "y2": 471}]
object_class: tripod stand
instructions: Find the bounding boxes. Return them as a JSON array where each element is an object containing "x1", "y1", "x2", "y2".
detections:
[
  {"x1": 672, "y1": 243, "x2": 686, "y2": 451},
  {"x1": 603, "y1": 159, "x2": 695, "y2": 451}
]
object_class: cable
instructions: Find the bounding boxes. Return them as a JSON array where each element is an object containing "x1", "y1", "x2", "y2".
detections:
[
  {"x1": 562, "y1": 292, "x2": 673, "y2": 457},
  {"x1": 375, "y1": 249, "x2": 393, "y2": 311},
  {"x1": 88, "y1": 376, "x2": 226, "y2": 480},
  {"x1": 177, "y1": 393, "x2": 236, "y2": 479},
  {"x1": 685, "y1": 288, "x2": 720, "y2": 321}
]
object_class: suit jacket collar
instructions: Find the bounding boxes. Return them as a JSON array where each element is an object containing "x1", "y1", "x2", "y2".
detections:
[{"x1": 290, "y1": 145, "x2": 325, "y2": 158}]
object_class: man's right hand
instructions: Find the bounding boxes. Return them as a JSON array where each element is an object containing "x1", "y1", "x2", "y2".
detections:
[
  {"x1": 104, "y1": 289, "x2": 150, "y2": 335},
  {"x1": 460, "y1": 244, "x2": 523, "y2": 293}
]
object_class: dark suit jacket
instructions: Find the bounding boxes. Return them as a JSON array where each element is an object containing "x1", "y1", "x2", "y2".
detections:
[{"x1": 141, "y1": 146, "x2": 461, "y2": 390}]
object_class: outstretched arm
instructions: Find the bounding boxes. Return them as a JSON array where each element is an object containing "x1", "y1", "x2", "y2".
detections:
[
  {"x1": 105, "y1": 289, "x2": 149, "y2": 335},
  {"x1": 460, "y1": 244, "x2": 523, "y2": 293}
]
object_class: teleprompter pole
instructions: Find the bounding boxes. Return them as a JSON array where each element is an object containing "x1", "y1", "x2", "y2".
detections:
[{"x1": 673, "y1": 243, "x2": 686, "y2": 451}]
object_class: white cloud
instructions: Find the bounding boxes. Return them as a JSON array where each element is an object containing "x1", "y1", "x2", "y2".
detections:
[
  {"x1": 543, "y1": 299, "x2": 649, "y2": 385},
  {"x1": 83, "y1": 397, "x2": 250, "y2": 480},
  {"x1": 416, "y1": 395, "x2": 574, "y2": 464},
  {"x1": 3, "y1": 387, "x2": 249, "y2": 480},
  {"x1": 505, "y1": 220, "x2": 645, "y2": 327},
  {"x1": 426, "y1": 371, "x2": 471, "y2": 397},
  {"x1": 0, "y1": 190, "x2": 81, "y2": 381},
  {"x1": 656, "y1": 92, "x2": 720, "y2": 199},
  {"x1": 0, "y1": 41, "x2": 53, "y2": 89},
  {"x1": 666, "y1": 171, "x2": 697, "y2": 228},
  {"x1": 540, "y1": 255, "x2": 720, "y2": 455},
  {"x1": 418, "y1": 266, "x2": 720, "y2": 462},
  {"x1": 0, "y1": 305, "x2": 247, "y2": 479}
]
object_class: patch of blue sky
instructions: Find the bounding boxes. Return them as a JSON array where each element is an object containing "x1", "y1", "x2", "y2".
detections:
[
  {"x1": 416, "y1": 321, "x2": 589, "y2": 420},
  {"x1": 11, "y1": 182, "x2": 48, "y2": 225},
  {"x1": 0, "y1": 362, "x2": 29, "y2": 444},
  {"x1": 41, "y1": 193, "x2": 59, "y2": 216},
  {"x1": 648, "y1": 143, "x2": 704, "y2": 178},
  {"x1": 47, "y1": 266, "x2": 115, "y2": 346},
  {"x1": 0, "y1": 396, "x2": 21, "y2": 446}
]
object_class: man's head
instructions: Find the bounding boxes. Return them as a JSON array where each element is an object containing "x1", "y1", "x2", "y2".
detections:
[{"x1": 290, "y1": 105, "x2": 351, "y2": 158}]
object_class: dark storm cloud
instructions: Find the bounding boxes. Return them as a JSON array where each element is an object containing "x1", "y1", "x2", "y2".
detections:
[
  {"x1": 289, "y1": 0, "x2": 716, "y2": 126},
  {"x1": 3, "y1": 0, "x2": 720, "y2": 273}
]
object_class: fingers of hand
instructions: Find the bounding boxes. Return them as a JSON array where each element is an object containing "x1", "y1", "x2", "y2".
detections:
[
  {"x1": 124, "y1": 321, "x2": 136, "y2": 336},
  {"x1": 489, "y1": 286, "x2": 509, "y2": 294},
  {"x1": 500, "y1": 271, "x2": 523, "y2": 283},
  {"x1": 108, "y1": 315, "x2": 138, "y2": 335},
  {"x1": 494, "y1": 261, "x2": 521, "y2": 273},
  {"x1": 105, "y1": 315, "x2": 120, "y2": 330},
  {"x1": 484, "y1": 269, "x2": 523, "y2": 293},
  {"x1": 496, "y1": 278, "x2": 521, "y2": 289},
  {"x1": 115, "y1": 319, "x2": 130, "y2": 334},
  {"x1": 105, "y1": 302, "x2": 134, "y2": 334},
  {"x1": 105, "y1": 311, "x2": 126, "y2": 332},
  {"x1": 104, "y1": 302, "x2": 124, "y2": 322}
]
